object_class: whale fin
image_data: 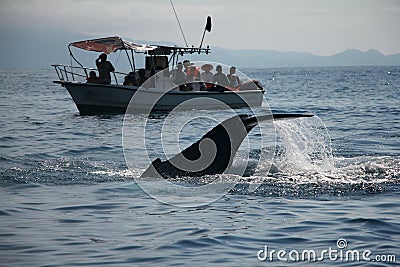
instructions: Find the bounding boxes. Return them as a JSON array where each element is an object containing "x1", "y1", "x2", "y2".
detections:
[{"x1": 141, "y1": 113, "x2": 313, "y2": 178}]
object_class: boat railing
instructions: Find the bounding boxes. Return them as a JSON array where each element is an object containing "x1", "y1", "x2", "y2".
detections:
[{"x1": 52, "y1": 64, "x2": 126, "y2": 85}]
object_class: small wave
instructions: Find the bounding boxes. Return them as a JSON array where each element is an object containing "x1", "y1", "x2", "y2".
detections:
[
  {"x1": 0, "y1": 156, "x2": 134, "y2": 186},
  {"x1": 230, "y1": 155, "x2": 400, "y2": 198}
]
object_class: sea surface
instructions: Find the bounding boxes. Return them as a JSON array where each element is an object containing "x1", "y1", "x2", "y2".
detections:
[{"x1": 1, "y1": 66, "x2": 399, "y2": 266}]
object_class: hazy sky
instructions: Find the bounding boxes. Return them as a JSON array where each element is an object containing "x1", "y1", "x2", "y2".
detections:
[{"x1": 1, "y1": 0, "x2": 399, "y2": 56}]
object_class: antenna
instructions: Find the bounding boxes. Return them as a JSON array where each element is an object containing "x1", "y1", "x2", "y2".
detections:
[{"x1": 169, "y1": 0, "x2": 188, "y2": 47}]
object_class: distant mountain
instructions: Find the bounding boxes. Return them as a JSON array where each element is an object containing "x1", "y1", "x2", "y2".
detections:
[
  {"x1": 0, "y1": 29, "x2": 399, "y2": 69},
  {"x1": 327, "y1": 49, "x2": 400, "y2": 67},
  {"x1": 194, "y1": 47, "x2": 400, "y2": 68}
]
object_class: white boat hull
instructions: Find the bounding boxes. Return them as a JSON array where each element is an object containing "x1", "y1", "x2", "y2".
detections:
[{"x1": 55, "y1": 81, "x2": 264, "y2": 115}]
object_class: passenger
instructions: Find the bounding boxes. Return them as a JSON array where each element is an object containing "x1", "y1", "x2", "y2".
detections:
[
  {"x1": 182, "y1": 59, "x2": 191, "y2": 74},
  {"x1": 186, "y1": 63, "x2": 200, "y2": 82},
  {"x1": 123, "y1": 72, "x2": 138, "y2": 86},
  {"x1": 171, "y1": 62, "x2": 186, "y2": 85},
  {"x1": 200, "y1": 63, "x2": 214, "y2": 90},
  {"x1": 200, "y1": 64, "x2": 213, "y2": 82},
  {"x1": 137, "y1": 68, "x2": 147, "y2": 86},
  {"x1": 212, "y1": 65, "x2": 229, "y2": 87},
  {"x1": 227, "y1": 66, "x2": 241, "y2": 89},
  {"x1": 86, "y1": 71, "x2": 100, "y2": 83},
  {"x1": 95, "y1": 53, "x2": 115, "y2": 84},
  {"x1": 186, "y1": 63, "x2": 203, "y2": 91}
]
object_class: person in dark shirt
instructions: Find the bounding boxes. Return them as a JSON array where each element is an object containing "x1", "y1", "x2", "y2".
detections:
[
  {"x1": 123, "y1": 72, "x2": 138, "y2": 86},
  {"x1": 171, "y1": 62, "x2": 186, "y2": 85},
  {"x1": 137, "y1": 69, "x2": 147, "y2": 86},
  {"x1": 86, "y1": 70, "x2": 100, "y2": 83},
  {"x1": 95, "y1": 53, "x2": 115, "y2": 84},
  {"x1": 212, "y1": 65, "x2": 229, "y2": 86}
]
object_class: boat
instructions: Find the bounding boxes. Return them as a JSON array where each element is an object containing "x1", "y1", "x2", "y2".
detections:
[{"x1": 52, "y1": 22, "x2": 265, "y2": 115}]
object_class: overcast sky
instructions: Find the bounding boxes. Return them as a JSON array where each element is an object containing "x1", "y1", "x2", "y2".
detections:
[{"x1": 1, "y1": 0, "x2": 399, "y2": 56}]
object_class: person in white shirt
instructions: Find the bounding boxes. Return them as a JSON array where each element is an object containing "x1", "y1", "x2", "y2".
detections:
[
  {"x1": 227, "y1": 66, "x2": 241, "y2": 89},
  {"x1": 200, "y1": 63, "x2": 214, "y2": 83}
]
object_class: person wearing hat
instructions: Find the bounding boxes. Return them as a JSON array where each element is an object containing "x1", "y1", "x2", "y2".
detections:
[
  {"x1": 200, "y1": 63, "x2": 214, "y2": 83},
  {"x1": 95, "y1": 53, "x2": 115, "y2": 84},
  {"x1": 186, "y1": 62, "x2": 200, "y2": 82}
]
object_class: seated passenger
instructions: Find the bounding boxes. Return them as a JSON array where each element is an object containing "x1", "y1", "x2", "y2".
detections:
[
  {"x1": 123, "y1": 72, "x2": 138, "y2": 86},
  {"x1": 186, "y1": 63, "x2": 203, "y2": 91},
  {"x1": 171, "y1": 62, "x2": 186, "y2": 85},
  {"x1": 212, "y1": 65, "x2": 229, "y2": 88},
  {"x1": 227, "y1": 66, "x2": 241, "y2": 90},
  {"x1": 86, "y1": 71, "x2": 100, "y2": 83},
  {"x1": 200, "y1": 64, "x2": 213, "y2": 82},
  {"x1": 137, "y1": 69, "x2": 147, "y2": 86},
  {"x1": 183, "y1": 59, "x2": 191, "y2": 74},
  {"x1": 186, "y1": 63, "x2": 200, "y2": 82},
  {"x1": 200, "y1": 63, "x2": 214, "y2": 90}
]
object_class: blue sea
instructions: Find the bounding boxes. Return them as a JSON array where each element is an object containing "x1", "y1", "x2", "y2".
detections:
[{"x1": 1, "y1": 66, "x2": 399, "y2": 266}]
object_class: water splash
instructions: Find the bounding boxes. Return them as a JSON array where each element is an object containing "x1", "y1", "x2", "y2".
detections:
[
  {"x1": 230, "y1": 117, "x2": 400, "y2": 198},
  {"x1": 274, "y1": 116, "x2": 335, "y2": 173},
  {"x1": 270, "y1": 116, "x2": 399, "y2": 185}
]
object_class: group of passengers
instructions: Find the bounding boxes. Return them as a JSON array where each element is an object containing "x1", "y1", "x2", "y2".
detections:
[
  {"x1": 86, "y1": 53, "x2": 148, "y2": 86},
  {"x1": 86, "y1": 54, "x2": 242, "y2": 92},
  {"x1": 171, "y1": 60, "x2": 242, "y2": 91},
  {"x1": 86, "y1": 53, "x2": 115, "y2": 84},
  {"x1": 122, "y1": 69, "x2": 147, "y2": 87}
]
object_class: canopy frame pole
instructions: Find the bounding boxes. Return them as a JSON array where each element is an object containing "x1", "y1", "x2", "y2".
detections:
[
  {"x1": 169, "y1": 52, "x2": 175, "y2": 67},
  {"x1": 121, "y1": 41, "x2": 134, "y2": 72},
  {"x1": 131, "y1": 50, "x2": 136, "y2": 72},
  {"x1": 171, "y1": 51, "x2": 178, "y2": 67},
  {"x1": 113, "y1": 72, "x2": 118, "y2": 85},
  {"x1": 68, "y1": 44, "x2": 87, "y2": 79}
]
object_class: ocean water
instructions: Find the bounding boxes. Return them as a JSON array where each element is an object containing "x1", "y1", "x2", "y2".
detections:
[{"x1": 1, "y1": 66, "x2": 399, "y2": 266}]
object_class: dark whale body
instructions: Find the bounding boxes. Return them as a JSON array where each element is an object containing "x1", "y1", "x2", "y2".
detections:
[{"x1": 141, "y1": 113, "x2": 313, "y2": 178}]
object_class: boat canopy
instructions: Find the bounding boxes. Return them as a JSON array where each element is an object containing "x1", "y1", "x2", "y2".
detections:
[
  {"x1": 69, "y1": 36, "x2": 211, "y2": 56},
  {"x1": 70, "y1": 36, "x2": 157, "y2": 54},
  {"x1": 66, "y1": 36, "x2": 211, "y2": 76}
]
